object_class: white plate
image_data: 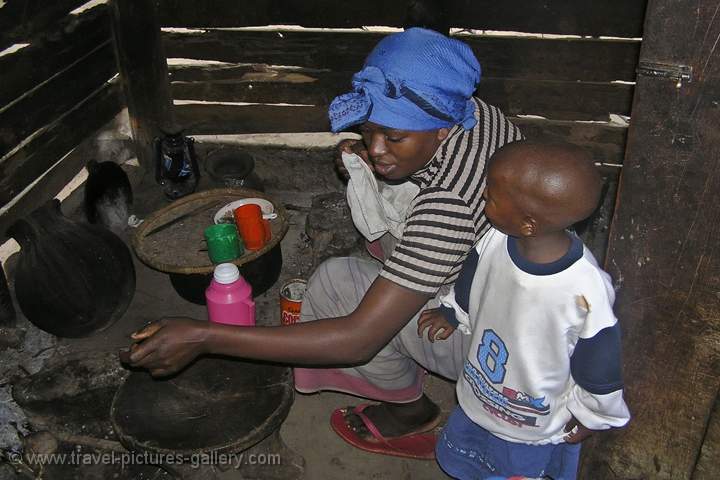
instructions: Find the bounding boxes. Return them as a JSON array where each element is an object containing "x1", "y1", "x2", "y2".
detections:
[{"x1": 214, "y1": 198, "x2": 277, "y2": 224}]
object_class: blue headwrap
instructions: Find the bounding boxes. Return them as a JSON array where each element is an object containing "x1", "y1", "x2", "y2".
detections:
[{"x1": 328, "y1": 28, "x2": 481, "y2": 132}]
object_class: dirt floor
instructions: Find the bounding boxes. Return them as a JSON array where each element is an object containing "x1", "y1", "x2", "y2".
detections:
[{"x1": 0, "y1": 146, "x2": 456, "y2": 479}]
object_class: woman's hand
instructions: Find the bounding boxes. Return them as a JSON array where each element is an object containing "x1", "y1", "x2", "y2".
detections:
[
  {"x1": 334, "y1": 138, "x2": 372, "y2": 180},
  {"x1": 119, "y1": 317, "x2": 212, "y2": 377}
]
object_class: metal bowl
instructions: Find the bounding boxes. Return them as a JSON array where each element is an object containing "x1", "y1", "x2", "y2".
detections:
[{"x1": 204, "y1": 149, "x2": 264, "y2": 191}]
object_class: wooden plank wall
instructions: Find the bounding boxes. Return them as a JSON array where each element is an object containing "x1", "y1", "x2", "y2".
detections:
[
  {"x1": 580, "y1": 0, "x2": 720, "y2": 477},
  {"x1": 156, "y1": 0, "x2": 643, "y2": 262},
  {"x1": 160, "y1": 27, "x2": 639, "y2": 136},
  {"x1": 0, "y1": 1, "x2": 123, "y2": 242}
]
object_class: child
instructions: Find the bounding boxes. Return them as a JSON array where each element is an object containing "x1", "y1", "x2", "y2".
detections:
[{"x1": 419, "y1": 142, "x2": 630, "y2": 479}]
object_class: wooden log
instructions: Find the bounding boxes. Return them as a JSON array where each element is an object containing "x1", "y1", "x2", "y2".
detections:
[
  {"x1": 0, "y1": 42, "x2": 117, "y2": 159},
  {"x1": 173, "y1": 102, "x2": 627, "y2": 164},
  {"x1": 175, "y1": 104, "x2": 330, "y2": 135},
  {"x1": 579, "y1": 0, "x2": 720, "y2": 478},
  {"x1": 162, "y1": 30, "x2": 641, "y2": 83},
  {"x1": 0, "y1": 3, "x2": 112, "y2": 108},
  {"x1": 156, "y1": 0, "x2": 647, "y2": 37},
  {"x1": 110, "y1": 0, "x2": 174, "y2": 173},
  {"x1": 0, "y1": 82, "x2": 123, "y2": 214},
  {"x1": 169, "y1": 68, "x2": 634, "y2": 121},
  {"x1": 0, "y1": 0, "x2": 88, "y2": 51}
]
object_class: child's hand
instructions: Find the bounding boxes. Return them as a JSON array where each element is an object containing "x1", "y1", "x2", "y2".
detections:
[
  {"x1": 563, "y1": 416, "x2": 595, "y2": 443},
  {"x1": 417, "y1": 308, "x2": 455, "y2": 342}
]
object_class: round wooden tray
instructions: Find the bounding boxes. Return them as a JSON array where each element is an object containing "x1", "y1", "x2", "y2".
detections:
[{"x1": 132, "y1": 188, "x2": 289, "y2": 275}]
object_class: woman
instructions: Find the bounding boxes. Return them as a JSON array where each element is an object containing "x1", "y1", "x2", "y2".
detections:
[{"x1": 124, "y1": 27, "x2": 522, "y2": 459}]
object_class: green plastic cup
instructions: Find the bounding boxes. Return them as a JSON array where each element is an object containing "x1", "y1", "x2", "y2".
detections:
[{"x1": 204, "y1": 224, "x2": 243, "y2": 263}]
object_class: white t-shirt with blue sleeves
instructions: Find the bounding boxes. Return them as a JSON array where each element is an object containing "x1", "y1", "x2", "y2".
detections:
[{"x1": 439, "y1": 228, "x2": 631, "y2": 445}]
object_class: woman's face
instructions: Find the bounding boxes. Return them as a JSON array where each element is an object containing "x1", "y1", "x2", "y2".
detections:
[{"x1": 359, "y1": 122, "x2": 449, "y2": 180}]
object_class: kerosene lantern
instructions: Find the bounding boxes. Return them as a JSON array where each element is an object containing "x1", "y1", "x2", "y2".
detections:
[{"x1": 154, "y1": 131, "x2": 200, "y2": 200}]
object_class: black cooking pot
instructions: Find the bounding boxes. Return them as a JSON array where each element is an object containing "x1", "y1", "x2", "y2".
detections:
[{"x1": 169, "y1": 242, "x2": 282, "y2": 305}]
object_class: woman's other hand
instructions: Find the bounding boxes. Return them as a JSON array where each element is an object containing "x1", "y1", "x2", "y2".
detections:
[{"x1": 335, "y1": 138, "x2": 372, "y2": 180}]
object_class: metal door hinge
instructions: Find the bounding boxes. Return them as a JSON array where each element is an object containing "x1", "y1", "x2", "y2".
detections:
[{"x1": 637, "y1": 61, "x2": 693, "y2": 85}]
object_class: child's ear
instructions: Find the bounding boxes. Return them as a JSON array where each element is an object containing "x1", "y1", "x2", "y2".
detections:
[{"x1": 520, "y1": 216, "x2": 537, "y2": 237}]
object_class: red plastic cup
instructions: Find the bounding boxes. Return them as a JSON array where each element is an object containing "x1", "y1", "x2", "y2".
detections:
[{"x1": 233, "y1": 204, "x2": 271, "y2": 251}]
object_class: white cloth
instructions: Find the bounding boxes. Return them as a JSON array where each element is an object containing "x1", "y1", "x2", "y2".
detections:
[{"x1": 342, "y1": 152, "x2": 419, "y2": 241}]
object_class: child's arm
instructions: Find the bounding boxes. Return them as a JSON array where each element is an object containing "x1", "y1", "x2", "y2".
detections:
[
  {"x1": 417, "y1": 308, "x2": 456, "y2": 342},
  {"x1": 566, "y1": 321, "x2": 631, "y2": 434}
]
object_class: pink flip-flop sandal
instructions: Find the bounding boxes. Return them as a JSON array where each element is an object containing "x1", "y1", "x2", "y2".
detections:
[
  {"x1": 330, "y1": 403, "x2": 441, "y2": 460},
  {"x1": 365, "y1": 239, "x2": 386, "y2": 262}
]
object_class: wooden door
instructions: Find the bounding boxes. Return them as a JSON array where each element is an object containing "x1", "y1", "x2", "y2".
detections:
[{"x1": 579, "y1": 1, "x2": 720, "y2": 478}]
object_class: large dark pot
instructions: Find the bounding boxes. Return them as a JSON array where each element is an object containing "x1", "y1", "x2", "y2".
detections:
[
  {"x1": 7, "y1": 200, "x2": 136, "y2": 337},
  {"x1": 169, "y1": 242, "x2": 282, "y2": 305}
]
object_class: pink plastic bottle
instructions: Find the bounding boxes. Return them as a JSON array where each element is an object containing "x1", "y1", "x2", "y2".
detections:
[{"x1": 205, "y1": 263, "x2": 255, "y2": 326}]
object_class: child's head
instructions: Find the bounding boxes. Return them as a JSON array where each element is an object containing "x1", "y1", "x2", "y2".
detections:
[{"x1": 483, "y1": 142, "x2": 602, "y2": 237}]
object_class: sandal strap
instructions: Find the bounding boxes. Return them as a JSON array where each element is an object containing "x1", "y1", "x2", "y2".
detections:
[{"x1": 352, "y1": 403, "x2": 391, "y2": 445}]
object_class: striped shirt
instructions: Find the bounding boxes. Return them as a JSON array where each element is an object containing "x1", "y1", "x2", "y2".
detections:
[{"x1": 379, "y1": 98, "x2": 523, "y2": 294}]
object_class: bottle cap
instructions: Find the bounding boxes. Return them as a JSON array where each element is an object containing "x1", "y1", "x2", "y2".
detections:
[{"x1": 213, "y1": 263, "x2": 240, "y2": 284}]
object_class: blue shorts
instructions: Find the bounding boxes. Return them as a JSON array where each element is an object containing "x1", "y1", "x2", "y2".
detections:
[{"x1": 435, "y1": 407, "x2": 581, "y2": 480}]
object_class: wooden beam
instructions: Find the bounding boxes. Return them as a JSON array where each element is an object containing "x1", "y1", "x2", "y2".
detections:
[
  {"x1": 173, "y1": 102, "x2": 627, "y2": 164},
  {"x1": 0, "y1": 4, "x2": 112, "y2": 108},
  {"x1": 579, "y1": 0, "x2": 720, "y2": 477},
  {"x1": 175, "y1": 104, "x2": 330, "y2": 135},
  {"x1": 0, "y1": 0, "x2": 88, "y2": 51},
  {"x1": 163, "y1": 30, "x2": 641, "y2": 83},
  {"x1": 0, "y1": 42, "x2": 117, "y2": 159},
  {"x1": 110, "y1": 0, "x2": 174, "y2": 173},
  {"x1": 157, "y1": 0, "x2": 647, "y2": 37},
  {"x1": 169, "y1": 68, "x2": 633, "y2": 121},
  {"x1": 0, "y1": 82, "x2": 123, "y2": 213}
]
